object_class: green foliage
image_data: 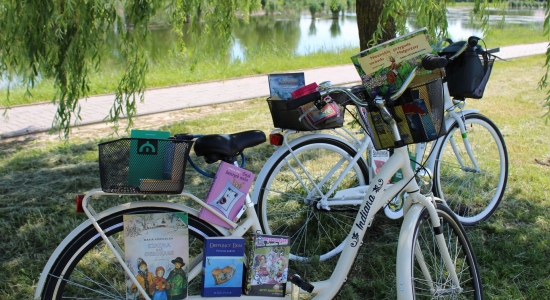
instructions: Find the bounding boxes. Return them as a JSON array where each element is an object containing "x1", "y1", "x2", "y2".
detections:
[{"x1": 0, "y1": 0, "x2": 261, "y2": 137}]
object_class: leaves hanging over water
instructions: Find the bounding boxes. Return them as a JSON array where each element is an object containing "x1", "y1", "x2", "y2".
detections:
[{"x1": 0, "y1": 0, "x2": 261, "y2": 137}]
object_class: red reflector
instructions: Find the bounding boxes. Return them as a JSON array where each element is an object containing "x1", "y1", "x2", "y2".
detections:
[
  {"x1": 75, "y1": 194, "x2": 85, "y2": 213},
  {"x1": 269, "y1": 133, "x2": 284, "y2": 146}
]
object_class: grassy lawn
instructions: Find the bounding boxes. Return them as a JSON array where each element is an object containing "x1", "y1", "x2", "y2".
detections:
[{"x1": 1, "y1": 53, "x2": 550, "y2": 298}]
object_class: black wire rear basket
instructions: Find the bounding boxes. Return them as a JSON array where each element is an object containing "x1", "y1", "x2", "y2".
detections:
[
  {"x1": 361, "y1": 77, "x2": 446, "y2": 150},
  {"x1": 98, "y1": 138, "x2": 193, "y2": 194}
]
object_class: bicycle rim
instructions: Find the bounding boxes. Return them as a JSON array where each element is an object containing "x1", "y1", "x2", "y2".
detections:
[
  {"x1": 411, "y1": 204, "x2": 482, "y2": 299},
  {"x1": 435, "y1": 113, "x2": 508, "y2": 226},
  {"x1": 256, "y1": 137, "x2": 369, "y2": 273},
  {"x1": 41, "y1": 207, "x2": 221, "y2": 299}
]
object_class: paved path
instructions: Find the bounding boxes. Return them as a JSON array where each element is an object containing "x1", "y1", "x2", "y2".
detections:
[{"x1": 1, "y1": 42, "x2": 547, "y2": 138}]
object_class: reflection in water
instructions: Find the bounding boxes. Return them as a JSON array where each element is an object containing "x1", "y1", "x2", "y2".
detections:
[{"x1": 1, "y1": 8, "x2": 545, "y2": 89}]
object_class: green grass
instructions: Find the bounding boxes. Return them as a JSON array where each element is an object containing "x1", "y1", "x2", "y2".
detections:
[{"x1": 1, "y1": 54, "x2": 550, "y2": 299}]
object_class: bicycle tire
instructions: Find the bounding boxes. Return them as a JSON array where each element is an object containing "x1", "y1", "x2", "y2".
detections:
[
  {"x1": 406, "y1": 203, "x2": 483, "y2": 299},
  {"x1": 40, "y1": 206, "x2": 222, "y2": 300},
  {"x1": 255, "y1": 137, "x2": 369, "y2": 265},
  {"x1": 434, "y1": 113, "x2": 508, "y2": 226}
]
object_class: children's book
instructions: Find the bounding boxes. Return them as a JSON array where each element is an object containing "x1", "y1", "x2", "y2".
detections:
[
  {"x1": 371, "y1": 149, "x2": 390, "y2": 175},
  {"x1": 198, "y1": 161, "x2": 255, "y2": 228},
  {"x1": 268, "y1": 73, "x2": 305, "y2": 100},
  {"x1": 201, "y1": 237, "x2": 245, "y2": 297},
  {"x1": 244, "y1": 234, "x2": 290, "y2": 297},
  {"x1": 123, "y1": 212, "x2": 189, "y2": 300},
  {"x1": 350, "y1": 28, "x2": 433, "y2": 99}
]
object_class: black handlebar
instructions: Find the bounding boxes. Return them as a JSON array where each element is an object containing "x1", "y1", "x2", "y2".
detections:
[
  {"x1": 288, "y1": 274, "x2": 314, "y2": 293},
  {"x1": 285, "y1": 91, "x2": 321, "y2": 110},
  {"x1": 421, "y1": 54, "x2": 448, "y2": 70}
]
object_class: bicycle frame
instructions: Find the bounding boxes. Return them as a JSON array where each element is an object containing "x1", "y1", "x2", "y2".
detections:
[{"x1": 35, "y1": 146, "x2": 463, "y2": 300}]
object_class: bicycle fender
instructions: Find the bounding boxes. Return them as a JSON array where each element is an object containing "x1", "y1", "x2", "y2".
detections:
[{"x1": 250, "y1": 133, "x2": 356, "y2": 204}]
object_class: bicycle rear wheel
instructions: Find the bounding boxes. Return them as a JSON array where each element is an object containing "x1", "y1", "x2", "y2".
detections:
[
  {"x1": 406, "y1": 203, "x2": 482, "y2": 299},
  {"x1": 39, "y1": 206, "x2": 222, "y2": 300},
  {"x1": 434, "y1": 113, "x2": 508, "y2": 226},
  {"x1": 255, "y1": 137, "x2": 369, "y2": 264}
]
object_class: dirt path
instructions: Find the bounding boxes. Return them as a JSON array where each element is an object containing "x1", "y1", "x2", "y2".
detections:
[{"x1": 0, "y1": 99, "x2": 254, "y2": 151}]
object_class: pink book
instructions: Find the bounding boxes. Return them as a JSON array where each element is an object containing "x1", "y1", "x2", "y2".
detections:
[{"x1": 198, "y1": 161, "x2": 255, "y2": 228}]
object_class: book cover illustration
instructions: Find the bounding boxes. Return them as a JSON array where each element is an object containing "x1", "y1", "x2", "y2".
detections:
[
  {"x1": 350, "y1": 28, "x2": 433, "y2": 99},
  {"x1": 244, "y1": 234, "x2": 290, "y2": 297},
  {"x1": 198, "y1": 161, "x2": 255, "y2": 228},
  {"x1": 371, "y1": 149, "x2": 390, "y2": 174},
  {"x1": 268, "y1": 73, "x2": 305, "y2": 100},
  {"x1": 124, "y1": 212, "x2": 189, "y2": 300},
  {"x1": 201, "y1": 237, "x2": 245, "y2": 297}
]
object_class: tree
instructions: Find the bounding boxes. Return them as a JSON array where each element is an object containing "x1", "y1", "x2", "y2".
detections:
[{"x1": 0, "y1": 0, "x2": 260, "y2": 137}]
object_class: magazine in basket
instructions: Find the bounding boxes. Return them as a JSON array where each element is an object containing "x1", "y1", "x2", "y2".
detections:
[
  {"x1": 201, "y1": 237, "x2": 245, "y2": 297},
  {"x1": 268, "y1": 72, "x2": 305, "y2": 100},
  {"x1": 123, "y1": 212, "x2": 189, "y2": 300},
  {"x1": 198, "y1": 161, "x2": 255, "y2": 228},
  {"x1": 350, "y1": 28, "x2": 433, "y2": 99}
]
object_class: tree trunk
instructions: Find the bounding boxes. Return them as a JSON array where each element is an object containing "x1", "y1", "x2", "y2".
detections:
[{"x1": 355, "y1": 0, "x2": 396, "y2": 51}]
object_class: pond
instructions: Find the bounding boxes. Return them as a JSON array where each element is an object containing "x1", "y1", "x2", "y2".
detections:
[{"x1": 0, "y1": 7, "x2": 546, "y2": 89}]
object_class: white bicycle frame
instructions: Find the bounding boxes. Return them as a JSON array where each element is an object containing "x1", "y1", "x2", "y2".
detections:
[
  {"x1": 252, "y1": 80, "x2": 483, "y2": 222},
  {"x1": 34, "y1": 148, "x2": 462, "y2": 300},
  {"x1": 35, "y1": 126, "x2": 464, "y2": 300}
]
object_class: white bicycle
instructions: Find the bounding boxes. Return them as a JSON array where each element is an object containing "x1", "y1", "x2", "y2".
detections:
[
  {"x1": 253, "y1": 37, "x2": 507, "y2": 262},
  {"x1": 34, "y1": 54, "x2": 482, "y2": 299}
]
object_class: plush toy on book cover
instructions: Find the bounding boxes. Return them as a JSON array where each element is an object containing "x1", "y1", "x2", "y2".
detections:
[{"x1": 198, "y1": 161, "x2": 255, "y2": 228}]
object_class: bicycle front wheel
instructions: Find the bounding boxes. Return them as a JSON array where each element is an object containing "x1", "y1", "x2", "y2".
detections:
[
  {"x1": 409, "y1": 203, "x2": 482, "y2": 299},
  {"x1": 434, "y1": 113, "x2": 508, "y2": 226},
  {"x1": 256, "y1": 137, "x2": 369, "y2": 264},
  {"x1": 40, "y1": 206, "x2": 222, "y2": 300}
]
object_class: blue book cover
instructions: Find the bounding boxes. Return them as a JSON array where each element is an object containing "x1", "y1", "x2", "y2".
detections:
[
  {"x1": 201, "y1": 237, "x2": 245, "y2": 297},
  {"x1": 268, "y1": 73, "x2": 305, "y2": 100}
]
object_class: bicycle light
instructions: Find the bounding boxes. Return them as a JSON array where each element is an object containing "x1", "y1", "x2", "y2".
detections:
[
  {"x1": 75, "y1": 194, "x2": 85, "y2": 213},
  {"x1": 269, "y1": 133, "x2": 284, "y2": 146}
]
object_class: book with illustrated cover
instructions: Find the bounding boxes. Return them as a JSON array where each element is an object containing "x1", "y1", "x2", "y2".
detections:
[
  {"x1": 350, "y1": 28, "x2": 433, "y2": 99},
  {"x1": 268, "y1": 73, "x2": 305, "y2": 100},
  {"x1": 198, "y1": 161, "x2": 255, "y2": 228},
  {"x1": 244, "y1": 234, "x2": 290, "y2": 297},
  {"x1": 123, "y1": 212, "x2": 189, "y2": 300},
  {"x1": 201, "y1": 237, "x2": 245, "y2": 297},
  {"x1": 371, "y1": 149, "x2": 390, "y2": 175}
]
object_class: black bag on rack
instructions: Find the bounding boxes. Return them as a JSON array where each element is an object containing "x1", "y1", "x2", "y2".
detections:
[{"x1": 440, "y1": 41, "x2": 496, "y2": 99}]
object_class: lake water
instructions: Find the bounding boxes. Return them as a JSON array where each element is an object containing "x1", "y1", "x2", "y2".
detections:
[
  {"x1": 127, "y1": 7, "x2": 547, "y2": 62},
  {"x1": 1, "y1": 8, "x2": 546, "y2": 89}
]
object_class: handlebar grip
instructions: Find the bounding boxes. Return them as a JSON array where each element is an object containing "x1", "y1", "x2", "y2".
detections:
[
  {"x1": 422, "y1": 54, "x2": 448, "y2": 70},
  {"x1": 468, "y1": 36, "x2": 481, "y2": 48},
  {"x1": 288, "y1": 274, "x2": 314, "y2": 293},
  {"x1": 285, "y1": 91, "x2": 321, "y2": 110}
]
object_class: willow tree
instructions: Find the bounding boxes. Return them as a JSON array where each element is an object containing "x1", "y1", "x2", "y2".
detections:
[{"x1": 0, "y1": 0, "x2": 260, "y2": 137}]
